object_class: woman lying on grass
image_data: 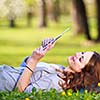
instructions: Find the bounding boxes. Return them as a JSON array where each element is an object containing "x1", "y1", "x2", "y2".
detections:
[{"x1": 0, "y1": 38, "x2": 100, "y2": 93}]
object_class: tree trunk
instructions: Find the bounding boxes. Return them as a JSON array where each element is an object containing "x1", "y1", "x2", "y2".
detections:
[
  {"x1": 72, "y1": 0, "x2": 84, "y2": 34},
  {"x1": 47, "y1": 0, "x2": 60, "y2": 22},
  {"x1": 72, "y1": 0, "x2": 91, "y2": 40},
  {"x1": 27, "y1": 6, "x2": 33, "y2": 27},
  {"x1": 96, "y1": 0, "x2": 100, "y2": 42},
  {"x1": 39, "y1": 0, "x2": 47, "y2": 27},
  {"x1": 9, "y1": 19, "x2": 15, "y2": 28},
  {"x1": 52, "y1": 0, "x2": 60, "y2": 22}
]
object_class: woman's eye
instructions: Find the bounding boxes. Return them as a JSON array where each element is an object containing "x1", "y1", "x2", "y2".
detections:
[{"x1": 79, "y1": 56, "x2": 84, "y2": 62}]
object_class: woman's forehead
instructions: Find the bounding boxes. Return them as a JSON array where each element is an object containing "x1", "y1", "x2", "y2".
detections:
[
  {"x1": 84, "y1": 52, "x2": 94, "y2": 64},
  {"x1": 75, "y1": 51, "x2": 94, "y2": 55},
  {"x1": 84, "y1": 51, "x2": 94, "y2": 55}
]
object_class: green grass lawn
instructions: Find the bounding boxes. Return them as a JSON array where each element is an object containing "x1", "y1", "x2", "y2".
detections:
[
  {"x1": 0, "y1": 16, "x2": 100, "y2": 67},
  {"x1": 0, "y1": 16, "x2": 100, "y2": 100}
]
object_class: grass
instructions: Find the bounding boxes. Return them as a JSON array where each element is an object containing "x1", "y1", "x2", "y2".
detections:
[
  {"x1": 0, "y1": 16, "x2": 100, "y2": 67},
  {"x1": 0, "y1": 16, "x2": 100, "y2": 99},
  {"x1": 0, "y1": 88, "x2": 100, "y2": 100}
]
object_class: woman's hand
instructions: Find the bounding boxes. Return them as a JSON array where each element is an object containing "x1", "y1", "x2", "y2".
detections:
[
  {"x1": 42, "y1": 38, "x2": 55, "y2": 50},
  {"x1": 30, "y1": 38, "x2": 56, "y2": 62}
]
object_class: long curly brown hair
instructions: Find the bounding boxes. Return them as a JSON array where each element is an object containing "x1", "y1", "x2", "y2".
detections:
[{"x1": 59, "y1": 52, "x2": 100, "y2": 92}]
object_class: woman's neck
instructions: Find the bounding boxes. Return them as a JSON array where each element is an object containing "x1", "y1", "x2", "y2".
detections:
[{"x1": 64, "y1": 66, "x2": 75, "y2": 73}]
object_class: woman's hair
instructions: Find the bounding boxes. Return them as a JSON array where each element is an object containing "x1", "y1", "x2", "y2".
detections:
[{"x1": 59, "y1": 52, "x2": 100, "y2": 92}]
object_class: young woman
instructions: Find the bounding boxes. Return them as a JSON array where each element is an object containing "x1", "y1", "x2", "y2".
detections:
[
  {"x1": 61, "y1": 51, "x2": 100, "y2": 93},
  {"x1": 0, "y1": 38, "x2": 99, "y2": 93}
]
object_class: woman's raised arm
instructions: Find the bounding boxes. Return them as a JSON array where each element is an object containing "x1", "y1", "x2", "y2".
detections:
[{"x1": 16, "y1": 38, "x2": 55, "y2": 92}]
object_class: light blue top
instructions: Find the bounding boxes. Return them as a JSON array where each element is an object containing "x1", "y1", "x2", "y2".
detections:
[{"x1": 0, "y1": 57, "x2": 65, "y2": 92}]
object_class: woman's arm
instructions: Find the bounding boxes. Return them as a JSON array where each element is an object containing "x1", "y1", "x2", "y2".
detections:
[{"x1": 16, "y1": 38, "x2": 55, "y2": 92}]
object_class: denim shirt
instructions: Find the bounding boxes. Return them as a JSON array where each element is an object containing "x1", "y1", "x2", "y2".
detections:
[{"x1": 0, "y1": 57, "x2": 65, "y2": 92}]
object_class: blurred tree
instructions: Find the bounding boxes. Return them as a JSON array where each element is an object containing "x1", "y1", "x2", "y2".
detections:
[
  {"x1": 71, "y1": 0, "x2": 92, "y2": 40},
  {"x1": 0, "y1": 0, "x2": 26, "y2": 27},
  {"x1": 39, "y1": 0, "x2": 47, "y2": 27},
  {"x1": 47, "y1": 0, "x2": 60, "y2": 22},
  {"x1": 0, "y1": 0, "x2": 8, "y2": 18},
  {"x1": 27, "y1": 5, "x2": 33, "y2": 27},
  {"x1": 52, "y1": 0, "x2": 60, "y2": 22},
  {"x1": 8, "y1": 0, "x2": 26, "y2": 28},
  {"x1": 47, "y1": 0, "x2": 53, "y2": 19},
  {"x1": 96, "y1": 0, "x2": 100, "y2": 42},
  {"x1": 24, "y1": 0, "x2": 34, "y2": 27},
  {"x1": 60, "y1": 0, "x2": 70, "y2": 14},
  {"x1": 8, "y1": 10, "x2": 16, "y2": 27}
]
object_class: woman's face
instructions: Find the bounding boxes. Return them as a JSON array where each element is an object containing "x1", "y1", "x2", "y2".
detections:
[{"x1": 67, "y1": 52, "x2": 94, "y2": 72}]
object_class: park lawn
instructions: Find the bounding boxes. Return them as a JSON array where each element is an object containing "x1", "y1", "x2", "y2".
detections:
[
  {"x1": 0, "y1": 16, "x2": 100, "y2": 100},
  {"x1": 0, "y1": 16, "x2": 100, "y2": 67}
]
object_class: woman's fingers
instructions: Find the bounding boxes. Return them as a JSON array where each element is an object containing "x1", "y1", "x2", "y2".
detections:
[
  {"x1": 46, "y1": 42, "x2": 55, "y2": 50},
  {"x1": 42, "y1": 39, "x2": 56, "y2": 51},
  {"x1": 42, "y1": 38, "x2": 49, "y2": 47},
  {"x1": 31, "y1": 46, "x2": 45, "y2": 61},
  {"x1": 35, "y1": 46, "x2": 48, "y2": 56},
  {"x1": 42, "y1": 38, "x2": 55, "y2": 48},
  {"x1": 31, "y1": 38, "x2": 56, "y2": 61}
]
